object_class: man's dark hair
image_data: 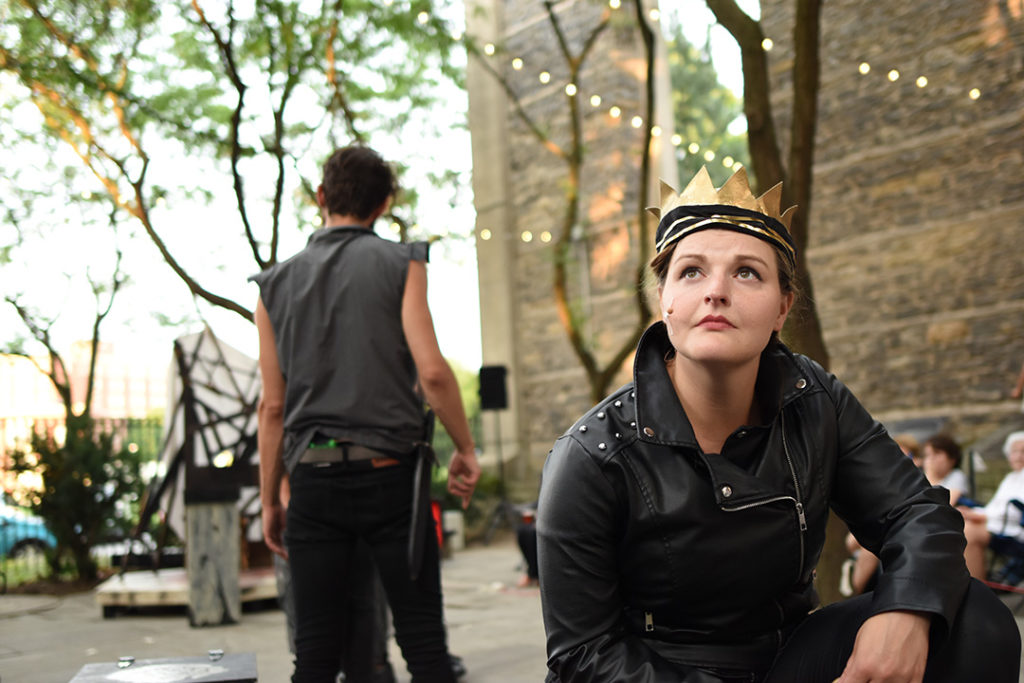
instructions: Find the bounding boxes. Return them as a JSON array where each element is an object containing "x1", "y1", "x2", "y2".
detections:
[{"x1": 320, "y1": 145, "x2": 397, "y2": 220}]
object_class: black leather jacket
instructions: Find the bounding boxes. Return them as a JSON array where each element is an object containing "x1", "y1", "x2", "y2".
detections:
[{"x1": 537, "y1": 322, "x2": 970, "y2": 682}]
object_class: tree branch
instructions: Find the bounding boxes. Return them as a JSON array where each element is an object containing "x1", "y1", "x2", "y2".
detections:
[
  {"x1": 4, "y1": 296, "x2": 73, "y2": 412},
  {"x1": 191, "y1": 0, "x2": 263, "y2": 268},
  {"x1": 705, "y1": 0, "x2": 785, "y2": 192},
  {"x1": 465, "y1": 40, "x2": 566, "y2": 159}
]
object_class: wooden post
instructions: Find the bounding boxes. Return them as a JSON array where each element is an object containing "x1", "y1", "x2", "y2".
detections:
[{"x1": 186, "y1": 502, "x2": 241, "y2": 626}]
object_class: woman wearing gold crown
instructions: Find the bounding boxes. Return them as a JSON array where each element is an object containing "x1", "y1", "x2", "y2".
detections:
[{"x1": 536, "y1": 167, "x2": 1019, "y2": 682}]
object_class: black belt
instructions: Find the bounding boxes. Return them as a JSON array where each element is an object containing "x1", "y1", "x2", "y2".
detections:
[{"x1": 299, "y1": 442, "x2": 402, "y2": 468}]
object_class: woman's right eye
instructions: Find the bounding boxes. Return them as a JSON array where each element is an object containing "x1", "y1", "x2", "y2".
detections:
[{"x1": 680, "y1": 267, "x2": 701, "y2": 279}]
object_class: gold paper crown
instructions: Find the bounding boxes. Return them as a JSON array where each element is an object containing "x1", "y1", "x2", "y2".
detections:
[{"x1": 647, "y1": 166, "x2": 796, "y2": 231}]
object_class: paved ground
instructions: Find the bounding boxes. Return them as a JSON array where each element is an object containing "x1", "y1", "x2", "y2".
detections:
[
  {"x1": 3, "y1": 537, "x2": 1024, "y2": 682},
  {"x1": 0, "y1": 535, "x2": 548, "y2": 682}
]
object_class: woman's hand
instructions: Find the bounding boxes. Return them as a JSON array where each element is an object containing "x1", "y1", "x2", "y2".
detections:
[{"x1": 834, "y1": 610, "x2": 930, "y2": 683}]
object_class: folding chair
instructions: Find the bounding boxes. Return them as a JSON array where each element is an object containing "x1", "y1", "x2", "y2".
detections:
[{"x1": 982, "y1": 499, "x2": 1024, "y2": 612}]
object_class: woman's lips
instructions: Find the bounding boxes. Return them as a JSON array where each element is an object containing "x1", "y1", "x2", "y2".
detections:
[{"x1": 697, "y1": 315, "x2": 735, "y2": 330}]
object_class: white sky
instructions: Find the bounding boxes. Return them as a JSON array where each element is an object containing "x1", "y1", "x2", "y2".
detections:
[{"x1": 1, "y1": 0, "x2": 752, "y2": 376}]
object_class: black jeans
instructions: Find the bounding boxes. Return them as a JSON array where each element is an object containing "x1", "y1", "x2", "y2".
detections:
[
  {"x1": 286, "y1": 462, "x2": 454, "y2": 683},
  {"x1": 764, "y1": 578, "x2": 1020, "y2": 682}
]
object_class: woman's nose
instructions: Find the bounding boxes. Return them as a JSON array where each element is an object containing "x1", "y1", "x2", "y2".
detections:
[{"x1": 704, "y1": 276, "x2": 730, "y2": 305}]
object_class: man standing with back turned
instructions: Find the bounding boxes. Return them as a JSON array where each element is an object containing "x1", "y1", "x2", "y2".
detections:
[{"x1": 252, "y1": 144, "x2": 480, "y2": 682}]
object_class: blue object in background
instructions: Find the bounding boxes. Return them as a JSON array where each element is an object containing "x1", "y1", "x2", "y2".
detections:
[{"x1": 0, "y1": 496, "x2": 56, "y2": 558}]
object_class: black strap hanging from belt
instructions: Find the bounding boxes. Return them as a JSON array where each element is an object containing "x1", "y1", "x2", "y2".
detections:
[{"x1": 408, "y1": 409, "x2": 438, "y2": 581}]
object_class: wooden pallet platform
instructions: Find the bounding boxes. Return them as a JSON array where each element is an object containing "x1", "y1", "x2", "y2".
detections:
[{"x1": 95, "y1": 566, "x2": 278, "y2": 613}]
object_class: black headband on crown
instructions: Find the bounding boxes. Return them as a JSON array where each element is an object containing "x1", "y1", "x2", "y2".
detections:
[
  {"x1": 655, "y1": 204, "x2": 797, "y2": 269},
  {"x1": 648, "y1": 167, "x2": 799, "y2": 270}
]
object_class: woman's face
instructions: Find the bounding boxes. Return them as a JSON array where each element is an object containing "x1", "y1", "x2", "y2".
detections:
[
  {"x1": 922, "y1": 444, "x2": 954, "y2": 481},
  {"x1": 1008, "y1": 439, "x2": 1024, "y2": 472},
  {"x1": 658, "y1": 230, "x2": 794, "y2": 369}
]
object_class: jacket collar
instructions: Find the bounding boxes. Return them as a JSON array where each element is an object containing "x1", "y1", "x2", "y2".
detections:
[
  {"x1": 632, "y1": 322, "x2": 813, "y2": 449},
  {"x1": 307, "y1": 225, "x2": 375, "y2": 246}
]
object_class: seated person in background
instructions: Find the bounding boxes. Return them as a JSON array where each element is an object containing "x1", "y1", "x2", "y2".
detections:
[
  {"x1": 843, "y1": 432, "x2": 923, "y2": 595},
  {"x1": 922, "y1": 434, "x2": 969, "y2": 506},
  {"x1": 896, "y1": 432, "x2": 923, "y2": 469},
  {"x1": 961, "y1": 431, "x2": 1024, "y2": 580}
]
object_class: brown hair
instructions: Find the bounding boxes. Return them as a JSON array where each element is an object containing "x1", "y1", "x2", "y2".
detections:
[
  {"x1": 924, "y1": 433, "x2": 963, "y2": 468},
  {"x1": 893, "y1": 433, "x2": 921, "y2": 460},
  {"x1": 320, "y1": 145, "x2": 397, "y2": 220}
]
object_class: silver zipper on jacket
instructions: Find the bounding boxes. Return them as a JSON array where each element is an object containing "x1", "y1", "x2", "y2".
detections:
[
  {"x1": 720, "y1": 413, "x2": 807, "y2": 581},
  {"x1": 780, "y1": 413, "x2": 807, "y2": 577}
]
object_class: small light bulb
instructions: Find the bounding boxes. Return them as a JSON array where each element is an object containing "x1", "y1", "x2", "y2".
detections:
[
  {"x1": 590, "y1": 94, "x2": 602, "y2": 107},
  {"x1": 565, "y1": 83, "x2": 577, "y2": 96},
  {"x1": 761, "y1": 38, "x2": 774, "y2": 51},
  {"x1": 480, "y1": 229, "x2": 492, "y2": 241},
  {"x1": 609, "y1": 106, "x2": 622, "y2": 119},
  {"x1": 888, "y1": 69, "x2": 900, "y2": 82},
  {"x1": 511, "y1": 57, "x2": 523, "y2": 70},
  {"x1": 630, "y1": 116, "x2": 643, "y2": 128},
  {"x1": 539, "y1": 71, "x2": 551, "y2": 84},
  {"x1": 484, "y1": 43, "x2": 495, "y2": 56},
  {"x1": 859, "y1": 62, "x2": 871, "y2": 75}
]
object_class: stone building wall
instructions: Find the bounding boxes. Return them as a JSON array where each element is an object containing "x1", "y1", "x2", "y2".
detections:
[
  {"x1": 466, "y1": 0, "x2": 666, "y2": 494},
  {"x1": 760, "y1": 0, "x2": 1024, "y2": 456},
  {"x1": 467, "y1": 0, "x2": 1023, "y2": 497}
]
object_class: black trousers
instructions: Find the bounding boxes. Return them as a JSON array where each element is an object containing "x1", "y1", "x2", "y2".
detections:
[
  {"x1": 286, "y1": 462, "x2": 455, "y2": 683},
  {"x1": 762, "y1": 578, "x2": 1020, "y2": 682}
]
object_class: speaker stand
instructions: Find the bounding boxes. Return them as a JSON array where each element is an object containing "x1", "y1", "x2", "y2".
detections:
[{"x1": 482, "y1": 409, "x2": 516, "y2": 544}]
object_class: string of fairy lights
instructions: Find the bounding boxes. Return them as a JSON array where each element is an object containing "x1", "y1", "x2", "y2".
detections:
[
  {"x1": 472, "y1": 1, "x2": 988, "y2": 244},
  {"x1": 377, "y1": 0, "x2": 988, "y2": 243}
]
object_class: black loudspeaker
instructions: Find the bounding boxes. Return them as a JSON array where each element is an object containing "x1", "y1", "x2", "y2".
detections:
[{"x1": 479, "y1": 365, "x2": 508, "y2": 410}]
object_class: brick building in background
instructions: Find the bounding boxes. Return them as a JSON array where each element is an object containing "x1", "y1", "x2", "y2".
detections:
[
  {"x1": 466, "y1": 0, "x2": 1024, "y2": 497},
  {"x1": 465, "y1": 0, "x2": 674, "y2": 495},
  {"x1": 760, "y1": 0, "x2": 1024, "y2": 457}
]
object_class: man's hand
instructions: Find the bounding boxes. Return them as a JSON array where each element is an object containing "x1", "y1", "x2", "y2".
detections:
[
  {"x1": 447, "y1": 449, "x2": 481, "y2": 509},
  {"x1": 262, "y1": 501, "x2": 288, "y2": 559},
  {"x1": 835, "y1": 611, "x2": 930, "y2": 683}
]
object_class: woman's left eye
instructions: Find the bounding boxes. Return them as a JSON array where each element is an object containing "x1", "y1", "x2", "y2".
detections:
[{"x1": 736, "y1": 267, "x2": 761, "y2": 280}]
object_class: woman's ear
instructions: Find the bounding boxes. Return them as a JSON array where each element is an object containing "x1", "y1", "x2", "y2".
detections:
[{"x1": 775, "y1": 291, "x2": 796, "y2": 332}]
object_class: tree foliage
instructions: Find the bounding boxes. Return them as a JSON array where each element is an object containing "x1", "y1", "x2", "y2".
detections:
[
  {"x1": 1, "y1": 0, "x2": 464, "y2": 321},
  {"x1": 664, "y1": 22, "x2": 749, "y2": 186},
  {"x1": 9, "y1": 415, "x2": 149, "y2": 581}
]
